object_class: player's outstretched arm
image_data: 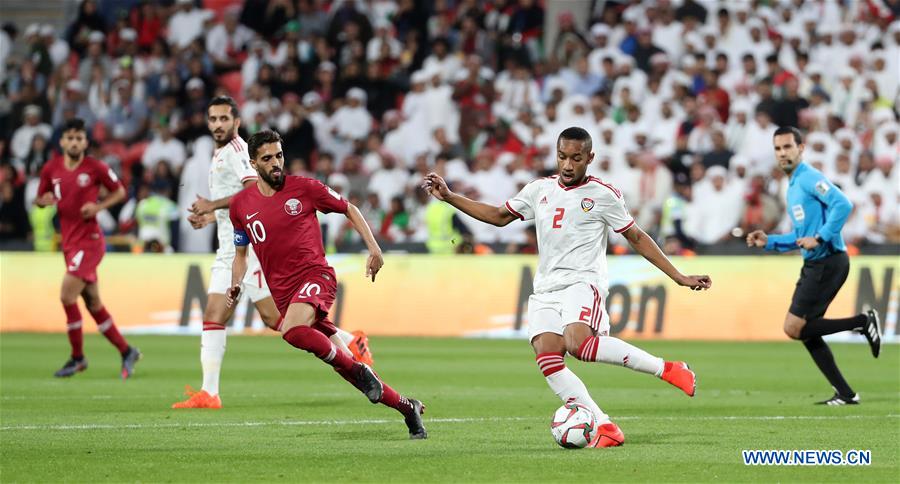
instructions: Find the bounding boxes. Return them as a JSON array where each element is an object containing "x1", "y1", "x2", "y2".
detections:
[
  {"x1": 621, "y1": 224, "x2": 712, "y2": 291},
  {"x1": 192, "y1": 194, "x2": 232, "y2": 215},
  {"x1": 192, "y1": 180, "x2": 256, "y2": 215},
  {"x1": 422, "y1": 172, "x2": 516, "y2": 227},
  {"x1": 749, "y1": 229, "x2": 798, "y2": 252},
  {"x1": 187, "y1": 212, "x2": 215, "y2": 230},
  {"x1": 344, "y1": 202, "x2": 384, "y2": 282},
  {"x1": 81, "y1": 186, "x2": 126, "y2": 219}
]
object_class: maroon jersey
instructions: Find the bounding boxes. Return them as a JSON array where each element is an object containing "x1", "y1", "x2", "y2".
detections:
[
  {"x1": 230, "y1": 176, "x2": 348, "y2": 312},
  {"x1": 37, "y1": 156, "x2": 122, "y2": 250}
]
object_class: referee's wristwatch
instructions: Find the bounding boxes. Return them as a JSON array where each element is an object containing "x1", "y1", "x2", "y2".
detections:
[{"x1": 814, "y1": 234, "x2": 824, "y2": 244}]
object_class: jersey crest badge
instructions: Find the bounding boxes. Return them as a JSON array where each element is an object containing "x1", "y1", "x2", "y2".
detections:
[
  {"x1": 77, "y1": 173, "x2": 91, "y2": 187},
  {"x1": 284, "y1": 198, "x2": 303, "y2": 215},
  {"x1": 581, "y1": 198, "x2": 595, "y2": 212},
  {"x1": 791, "y1": 204, "x2": 805, "y2": 221},
  {"x1": 815, "y1": 180, "x2": 830, "y2": 196}
]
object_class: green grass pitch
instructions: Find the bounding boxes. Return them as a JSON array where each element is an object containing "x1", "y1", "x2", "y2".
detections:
[{"x1": 1, "y1": 333, "x2": 898, "y2": 482}]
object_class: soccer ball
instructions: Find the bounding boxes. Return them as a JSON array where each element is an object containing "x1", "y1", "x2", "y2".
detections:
[{"x1": 550, "y1": 402, "x2": 597, "y2": 448}]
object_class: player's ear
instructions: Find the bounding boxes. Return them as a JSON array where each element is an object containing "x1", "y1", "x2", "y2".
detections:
[
  {"x1": 587, "y1": 151, "x2": 594, "y2": 164},
  {"x1": 233, "y1": 117, "x2": 241, "y2": 131}
]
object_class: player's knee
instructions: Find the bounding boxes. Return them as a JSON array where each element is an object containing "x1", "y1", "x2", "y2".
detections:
[
  {"x1": 279, "y1": 315, "x2": 315, "y2": 335},
  {"x1": 530, "y1": 333, "x2": 565, "y2": 355},
  {"x1": 783, "y1": 320, "x2": 804, "y2": 340},
  {"x1": 566, "y1": 341, "x2": 585, "y2": 359}
]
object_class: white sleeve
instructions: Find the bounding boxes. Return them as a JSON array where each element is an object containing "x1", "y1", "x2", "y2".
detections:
[
  {"x1": 226, "y1": 148, "x2": 257, "y2": 184},
  {"x1": 505, "y1": 181, "x2": 538, "y2": 221},
  {"x1": 597, "y1": 187, "x2": 634, "y2": 233}
]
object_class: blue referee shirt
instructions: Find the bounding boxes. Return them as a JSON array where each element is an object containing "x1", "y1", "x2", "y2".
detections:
[{"x1": 765, "y1": 162, "x2": 852, "y2": 260}]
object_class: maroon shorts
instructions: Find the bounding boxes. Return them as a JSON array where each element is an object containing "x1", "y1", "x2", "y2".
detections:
[
  {"x1": 63, "y1": 245, "x2": 105, "y2": 283},
  {"x1": 279, "y1": 268, "x2": 338, "y2": 336}
]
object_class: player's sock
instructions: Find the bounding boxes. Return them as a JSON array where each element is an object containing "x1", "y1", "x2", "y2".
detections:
[
  {"x1": 334, "y1": 328, "x2": 355, "y2": 346},
  {"x1": 89, "y1": 306, "x2": 129, "y2": 354},
  {"x1": 799, "y1": 315, "x2": 867, "y2": 338},
  {"x1": 576, "y1": 336, "x2": 665, "y2": 376},
  {"x1": 802, "y1": 336, "x2": 855, "y2": 397},
  {"x1": 377, "y1": 381, "x2": 416, "y2": 415},
  {"x1": 63, "y1": 303, "x2": 84, "y2": 359},
  {"x1": 282, "y1": 325, "x2": 355, "y2": 371},
  {"x1": 201, "y1": 321, "x2": 227, "y2": 396},
  {"x1": 536, "y1": 353, "x2": 610, "y2": 424}
]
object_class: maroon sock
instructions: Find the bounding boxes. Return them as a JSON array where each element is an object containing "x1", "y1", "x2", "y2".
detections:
[
  {"x1": 89, "y1": 306, "x2": 129, "y2": 354},
  {"x1": 333, "y1": 367, "x2": 414, "y2": 415},
  {"x1": 64, "y1": 303, "x2": 84, "y2": 359},
  {"x1": 283, "y1": 325, "x2": 355, "y2": 371},
  {"x1": 379, "y1": 382, "x2": 415, "y2": 415}
]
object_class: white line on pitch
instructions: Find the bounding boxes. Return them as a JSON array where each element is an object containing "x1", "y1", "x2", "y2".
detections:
[{"x1": 1, "y1": 415, "x2": 897, "y2": 432}]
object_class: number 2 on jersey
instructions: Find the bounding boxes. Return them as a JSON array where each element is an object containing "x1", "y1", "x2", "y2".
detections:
[{"x1": 552, "y1": 208, "x2": 565, "y2": 229}]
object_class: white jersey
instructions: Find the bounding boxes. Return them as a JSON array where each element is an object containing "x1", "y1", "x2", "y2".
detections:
[
  {"x1": 208, "y1": 136, "x2": 261, "y2": 271},
  {"x1": 505, "y1": 175, "x2": 634, "y2": 295}
]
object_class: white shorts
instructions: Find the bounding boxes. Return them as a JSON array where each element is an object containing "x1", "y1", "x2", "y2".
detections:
[
  {"x1": 207, "y1": 266, "x2": 271, "y2": 302},
  {"x1": 527, "y1": 282, "x2": 610, "y2": 342}
]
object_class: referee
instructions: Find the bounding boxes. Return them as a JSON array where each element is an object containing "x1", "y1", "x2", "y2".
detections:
[{"x1": 746, "y1": 126, "x2": 882, "y2": 406}]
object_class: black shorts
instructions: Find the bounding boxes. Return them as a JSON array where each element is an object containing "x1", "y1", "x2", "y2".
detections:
[{"x1": 789, "y1": 252, "x2": 850, "y2": 320}]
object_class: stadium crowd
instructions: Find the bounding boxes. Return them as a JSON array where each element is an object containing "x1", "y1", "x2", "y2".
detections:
[{"x1": 0, "y1": 0, "x2": 898, "y2": 254}]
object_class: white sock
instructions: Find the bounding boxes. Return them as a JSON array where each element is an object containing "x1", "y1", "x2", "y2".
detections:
[
  {"x1": 578, "y1": 336, "x2": 664, "y2": 377},
  {"x1": 335, "y1": 328, "x2": 355, "y2": 346},
  {"x1": 537, "y1": 353, "x2": 610, "y2": 424},
  {"x1": 201, "y1": 329, "x2": 226, "y2": 396}
]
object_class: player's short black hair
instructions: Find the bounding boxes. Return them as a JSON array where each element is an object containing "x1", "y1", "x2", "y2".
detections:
[
  {"x1": 773, "y1": 126, "x2": 803, "y2": 145},
  {"x1": 557, "y1": 126, "x2": 593, "y2": 153},
  {"x1": 208, "y1": 95, "x2": 240, "y2": 118},
  {"x1": 248, "y1": 130, "x2": 283, "y2": 160},
  {"x1": 61, "y1": 118, "x2": 87, "y2": 134}
]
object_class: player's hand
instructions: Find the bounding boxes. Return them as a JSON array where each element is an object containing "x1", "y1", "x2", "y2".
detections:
[
  {"x1": 677, "y1": 274, "x2": 712, "y2": 291},
  {"x1": 187, "y1": 213, "x2": 211, "y2": 229},
  {"x1": 191, "y1": 195, "x2": 215, "y2": 215},
  {"x1": 35, "y1": 192, "x2": 56, "y2": 207},
  {"x1": 80, "y1": 202, "x2": 100, "y2": 219},
  {"x1": 225, "y1": 284, "x2": 241, "y2": 307},
  {"x1": 422, "y1": 173, "x2": 452, "y2": 201},
  {"x1": 366, "y1": 250, "x2": 383, "y2": 282},
  {"x1": 796, "y1": 236, "x2": 819, "y2": 250},
  {"x1": 746, "y1": 230, "x2": 767, "y2": 248}
]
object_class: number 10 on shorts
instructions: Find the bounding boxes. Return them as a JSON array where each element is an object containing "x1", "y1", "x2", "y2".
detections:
[{"x1": 297, "y1": 282, "x2": 321, "y2": 299}]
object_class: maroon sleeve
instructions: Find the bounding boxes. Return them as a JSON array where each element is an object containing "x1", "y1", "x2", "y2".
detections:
[
  {"x1": 37, "y1": 162, "x2": 52, "y2": 196},
  {"x1": 310, "y1": 180, "x2": 349, "y2": 214},
  {"x1": 94, "y1": 160, "x2": 123, "y2": 192},
  {"x1": 229, "y1": 194, "x2": 244, "y2": 231}
]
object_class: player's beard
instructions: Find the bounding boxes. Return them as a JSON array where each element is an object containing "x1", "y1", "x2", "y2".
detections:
[
  {"x1": 65, "y1": 148, "x2": 85, "y2": 161},
  {"x1": 779, "y1": 157, "x2": 797, "y2": 175},
  {"x1": 260, "y1": 166, "x2": 284, "y2": 189},
  {"x1": 212, "y1": 126, "x2": 235, "y2": 147}
]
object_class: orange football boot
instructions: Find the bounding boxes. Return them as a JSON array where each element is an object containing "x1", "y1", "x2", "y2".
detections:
[
  {"x1": 171, "y1": 385, "x2": 222, "y2": 409},
  {"x1": 589, "y1": 422, "x2": 625, "y2": 448},
  {"x1": 661, "y1": 361, "x2": 696, "y2": 397},
  {"x1": 349, "y1": 331, "x2": 374, "y2": 366}
]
